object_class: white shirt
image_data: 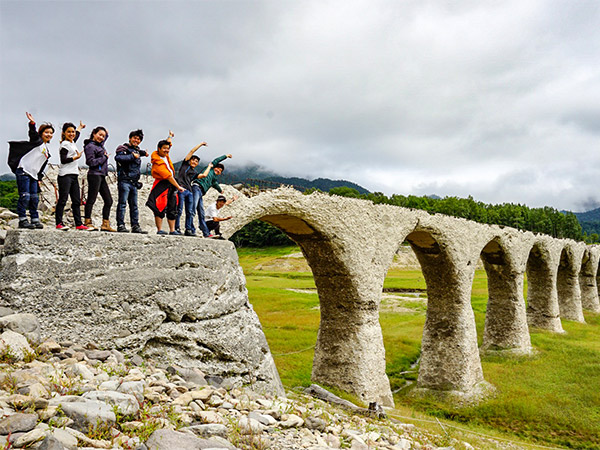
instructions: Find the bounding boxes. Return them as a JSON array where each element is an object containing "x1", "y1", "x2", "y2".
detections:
[
  {"x1": 205, "y1": 203, "x2": 219, "y2": 221},
  {"x1": 58, "y1": 141, "x2": 80, "y2": 176},
  {"x1": 18, "y1": 144, "x2": 49, "y2": 179}
]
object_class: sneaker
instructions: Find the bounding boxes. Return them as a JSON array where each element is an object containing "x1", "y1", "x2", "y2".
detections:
[
  {"x1": 205, "y1": 234, "x2": 215, "y2": 238},
  {"x1": 184, "y1": 230, "x2": 197, "y2": 237},
  {"x1": 117, "y1": 224, "x2": 129, "y2": 233},
  {"x1": 157, "y1": 230, "x2": 168, "y2": 235},
  {"x1": 131, "y1": 225, "x2": 148, "y2": 234},
  {"x1": 31, "y1": 221, "x2": 44, "y2": 229},
  {"x1": 75, "y1": 225, "x2": 89, "y2": 230},
  {"x1": 56, "y1": 223, "x2": 70, "y2": 231},
  {"x1": 18, "y1": 220, "x2": 35, "y2": 229},
  {"x1": 169, "y1": 230, "x2": 182, "y2": 236},
  {"x1": 19, "y1": 219, "x2": 35, "y2": 230}
]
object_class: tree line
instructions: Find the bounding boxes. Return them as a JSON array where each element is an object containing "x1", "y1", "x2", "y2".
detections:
[
  {"x1": 325, "y1": 186, "x2": 586, "y2": 242},
  {"x1": 233, "y1": 186, "x2": 589, "y2": 246}
]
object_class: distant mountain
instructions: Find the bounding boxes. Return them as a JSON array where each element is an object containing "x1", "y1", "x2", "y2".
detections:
[
  {"x1": 172, "y1": 161, "x2": 370, "y2": 194},
  {"x1": 573, "y1": 207, "x2": 600, "y2": 236},
  {"x1": 0, "y1": 173, "x2": 16, "y2": 181}
]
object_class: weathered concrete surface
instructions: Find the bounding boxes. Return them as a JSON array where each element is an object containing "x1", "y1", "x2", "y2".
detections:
[
  {"x1": 0, "y1": 230, "x2": 283, "y2": 396},
  {"x1": 557, "y1": 244, "x2": 586, "y2": 323},
  {"x1": 580, "y1": 248, "x2": 600, "y2": 313},
  {"x1": 3, "y1": 184, "x2": 599, "y2": 407},
  {"x1": 221, "y1": 188, "x2": 599, "y2": 403},
  {"x1": 480, "y1": 233, "x2": 533, "y2": 355}
]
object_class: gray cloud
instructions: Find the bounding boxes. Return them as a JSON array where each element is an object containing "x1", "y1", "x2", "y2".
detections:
[{"x1": 2, "y1": 0, "x2": 600, "y2": 211}]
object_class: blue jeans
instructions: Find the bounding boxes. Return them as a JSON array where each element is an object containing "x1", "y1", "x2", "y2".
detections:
[
  {"x1": 16, "y1": 168, "x2": 39, "y2": 221},
  {"x1": 116, "y1": 180, "x2": 139, "y2": 226},
  {"x1": 192, "y1": 185, "x2": 210, "y2": 237},
  {"x1": 176, "y1": 189, "x2": 195, "y2": 233}
]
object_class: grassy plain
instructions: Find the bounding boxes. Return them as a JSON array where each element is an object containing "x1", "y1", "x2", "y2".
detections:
[{"x1": 237, "y1": 246, "x2": 600, "y2": 449}]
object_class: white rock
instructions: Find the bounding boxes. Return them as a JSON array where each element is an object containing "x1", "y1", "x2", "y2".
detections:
[
  {"x1": 239, "y1": 416, "x2": 265, "y2": 434},
  {"x1": 280, "y1": 413, "x2": 304, "y2": 428},
  {"x1": 82, "y1": 390, "x2": 139, "y2": 416},
  {"x1": 0, "y1": 330, "x2": 33, "y2": 360}
]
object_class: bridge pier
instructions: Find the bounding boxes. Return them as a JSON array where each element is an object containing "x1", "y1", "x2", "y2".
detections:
[
  {"x1": 526, "y1": 241, "x2": 564, "y2": 332},
  {"x1": 406, "y1": 229, "x2": 486, "y2": 397},
  {"x1": 480, "y1": 238, "x2": 532, "y2": 355},
  {"x1": 580, "y1": 249, "x2": 600, "y2": 313},
  {"x1": 557, "y1": 246, "x2": 585, "y2": 323}
]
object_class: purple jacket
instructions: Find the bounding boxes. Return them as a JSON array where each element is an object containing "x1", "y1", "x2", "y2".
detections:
[{"x1": 84, "y1": 136, "x2": 109, "y2": 176}]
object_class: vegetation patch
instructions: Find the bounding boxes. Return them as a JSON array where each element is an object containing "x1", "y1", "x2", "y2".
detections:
[{"x1": 238, "y1": 245, "x2": 600, "y2": 449}]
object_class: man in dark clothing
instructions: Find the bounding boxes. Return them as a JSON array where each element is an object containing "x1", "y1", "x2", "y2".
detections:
[
  {"x1": 114, "y1": 129, "x2": 148, "y2": 233},
  {"x1": 175, "y1": 141, "x2": 207, "y2": 236}
]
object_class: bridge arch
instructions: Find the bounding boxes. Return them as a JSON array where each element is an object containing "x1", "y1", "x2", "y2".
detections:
[
  {"x1": 525, "y1": 239, "x2": 564, "y2": 332},
  {"x1": 395, "y1": 220, "x2": 486, "y2": 396},
  {"x1": 581, "y1": 248, "x2": 600, "y2": 313},
  {"x1": 557, "y1": 244, "x2": 585, "y2": 323},
  {"x1": 223, "y1": 189, "x2": 417, "y2": 406},
  {"x1": 479, "y1": 235, "x2": 532, "y2": 355}
]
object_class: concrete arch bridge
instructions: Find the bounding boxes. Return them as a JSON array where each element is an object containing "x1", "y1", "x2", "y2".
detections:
[{"x1": 221, "y1": 188, "x2": 600, "y2": 407}]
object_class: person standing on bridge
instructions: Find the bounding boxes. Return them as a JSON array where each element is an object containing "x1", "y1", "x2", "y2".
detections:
[
  {"x1": 191, "y1": 153, "x2": 232, "y2": 238},
  {"x1": 7, "y1": 112, "x2": 53, "y2": 229},
  {"x1": 145, "y1": 131, "x2": 185, "y2": 235},
  {"x1": 174, "y1": 141, "x2": 208, "y2": 237},
  {"x1": 204, "y1": 194, "x2": 238, "y2": 237},
  {"x1": 83, "y1": 126, "x2": 115, "y2": 232},
  {"x1": 114, "y1": 129, "x2": 148, "y2": 234},
  {"x1": 55, "y1": 121, "x2": 88, "y2": 231}
]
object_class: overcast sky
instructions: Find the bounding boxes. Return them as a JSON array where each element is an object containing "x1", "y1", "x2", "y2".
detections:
[{"x1": 2, "y1": 0, "x2": 600, "y2": 211}]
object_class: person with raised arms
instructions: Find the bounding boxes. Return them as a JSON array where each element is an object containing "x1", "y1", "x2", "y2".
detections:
[
  {"x1": 55, "y1": 121, "x2": 88, "y2": 230},
  {"x1": 7, "y1": 112, "x2": 53, "y2": 229},
  {"x1": 175, "y1": 141, "x2": 208, "y2": 237},
  {"x1": 191, "y1": 153, "x2": 232, "y2": 238},
  {"x1": 145, "y1": 131, "x2": 185, "y2": 235},
  {"x1": 83, "y1": 126, "x2": 115, "y2": 232}
]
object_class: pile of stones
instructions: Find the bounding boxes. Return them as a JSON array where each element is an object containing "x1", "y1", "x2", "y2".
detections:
[{"x1": 0, "y1": 311, "x2": 484, "y2": 449}]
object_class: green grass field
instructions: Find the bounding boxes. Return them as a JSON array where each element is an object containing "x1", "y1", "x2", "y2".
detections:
[{"x1": 236, "y1": 246, "x2": 600, "y2": 449}]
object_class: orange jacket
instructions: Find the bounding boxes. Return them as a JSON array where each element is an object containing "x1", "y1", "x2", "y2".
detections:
[{"x1": 150, "y1": 150, "x2": 175, "y2": 181}]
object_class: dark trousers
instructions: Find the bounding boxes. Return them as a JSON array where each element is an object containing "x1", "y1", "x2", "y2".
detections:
[
  {"x1": 56, "y1": 174, "x2": 82, "y2": 226},
  {"x1": 85, "y1": 174, "x2": 113, "y2": 220},
  {"x1": 206, "y1": 220, "x2": 220, "y2": 235},
  {"x1": 116, "y1": 180, "x2": 139, "y2": 226},
  {"x1": 15, "y1": 168, "x2": 39, "y2": 221}
]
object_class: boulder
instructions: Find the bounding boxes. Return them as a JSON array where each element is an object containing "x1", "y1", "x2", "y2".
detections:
[
  {"x1": 0, "y1": 313, "x2": 41, "y2": 344},
  {"x1": 0, "y1": 231, "x2": 283, "y2": 396},
  {"x1": 145, "y1": 429, "x2": 233, "y2": 449},
  {"x1": 0, "y1": 330, "x2": 33, "y2": 361},
  {"x1": 0, "y1": 413, "x2": 38, "y2": 434}
]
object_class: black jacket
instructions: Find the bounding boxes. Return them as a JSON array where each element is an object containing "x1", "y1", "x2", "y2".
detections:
[
  {"x1": 115, "y1": 143, "x2": 148, "y2": 182},
  {"x1": 7, "y1": 123, "x2": 48, "y2": 179}
]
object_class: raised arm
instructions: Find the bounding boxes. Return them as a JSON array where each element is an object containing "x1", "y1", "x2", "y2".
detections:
[
  {"x1": 184, "y1": 142, "x2": 207, "y2": 161},
  {"x1": 197, "y1": 163, "x2": 213, "y2": 180}
]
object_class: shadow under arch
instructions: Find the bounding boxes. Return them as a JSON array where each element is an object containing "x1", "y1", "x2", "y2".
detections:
[
  {"x1": 557, "y1": 246, "x2": 585, "y2": 323},
  {"x1": 228, "y1": 212, "x2": 394, "y2": 406},
  {"x1": 403, "y1": 229, "x2": 485, "y2": 394},
  {"x1": 479, "y1": 238, "x2": 532, "y2": 354},
  {"x1": 581, "y1": 249, "x2": 600, "y2": 312},
  {"x1": 526, "y1": 241, "x2": 564, "y2": 332}
]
